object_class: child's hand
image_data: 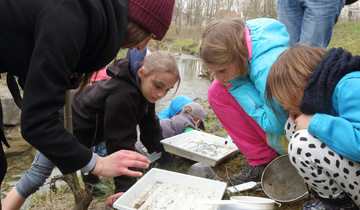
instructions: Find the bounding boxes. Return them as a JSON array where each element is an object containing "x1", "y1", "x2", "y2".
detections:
[
  {"x1": 91, "y1": 150, "x2": 150, "y2": 177},
  {"x1": 107, "y1": 192, "x2": 124, "y2": 207},
  {"x1": 294, "y1": 114, "x2": 314, "y2": 131}
]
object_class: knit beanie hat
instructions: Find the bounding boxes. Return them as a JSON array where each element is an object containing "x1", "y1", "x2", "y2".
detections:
[{"x1": 127, "y1": 0, "x2": 175, "y2": 41}]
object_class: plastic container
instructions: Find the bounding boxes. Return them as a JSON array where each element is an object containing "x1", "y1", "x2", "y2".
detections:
[
  {"x1": 196, "y1": 198, "x2": 275, "y2": 210},
  {"x1": 160, "y1": 130, "x2": 239, "y2": 166},
  {"x1": 113, "y1": 168, "x2": 227, "y2": 210},
  {"x1": 229, "y1": 196, "x2": 276, "y2": 210}
]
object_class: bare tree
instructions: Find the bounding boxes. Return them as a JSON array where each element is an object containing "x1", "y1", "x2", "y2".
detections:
[
  {"x1": 171, "y1": 0, "x2": 277, "y2": 40},
  {"x1": 174, "y1": 0, "x2": 183, "y2": 35}
]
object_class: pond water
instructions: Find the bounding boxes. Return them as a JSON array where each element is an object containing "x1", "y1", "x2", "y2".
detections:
[
  {"x1": 155, "y1": 54, "x2": 211, "y2": 114},
  {"x1": 1, "y1": 54, "x2": 212, "y2": 203}
]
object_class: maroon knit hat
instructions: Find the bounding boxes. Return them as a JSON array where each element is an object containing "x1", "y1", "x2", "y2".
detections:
[{"x1": 127, "y1": 0, "x2": 175, "y2": 41}]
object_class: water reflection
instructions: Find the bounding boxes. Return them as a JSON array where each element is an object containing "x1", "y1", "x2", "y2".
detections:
[{"x1": 156, "y1": 54, "x2": 211, "y2": 114}]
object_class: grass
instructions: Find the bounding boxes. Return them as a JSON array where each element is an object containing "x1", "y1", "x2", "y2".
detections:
[
  {"x1": 172, "y1": 39, "x2": 200, "y2": 55},
  {"x1": 328, "y1": 21, "x2": 360, "y2": 54},
  {"x1": 28, "y1": 184, "x2": 73, "y2": 209},
  {"x1": 172, "y1": 39, "x2": 196, "y2": 48}
]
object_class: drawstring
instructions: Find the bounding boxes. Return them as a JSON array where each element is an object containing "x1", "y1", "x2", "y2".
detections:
[{"x1": 90, "y1": 114, "x2": 99, "y2": 148}]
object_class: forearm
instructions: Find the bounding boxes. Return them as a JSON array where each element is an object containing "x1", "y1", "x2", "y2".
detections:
[{"x1": 309, "y1": 114, "x2": 360, "y2": 162}]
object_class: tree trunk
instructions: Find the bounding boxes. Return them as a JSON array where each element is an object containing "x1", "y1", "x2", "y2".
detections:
[{"x1": 63, "y1": 90, "x2": 93, "y2": 210}]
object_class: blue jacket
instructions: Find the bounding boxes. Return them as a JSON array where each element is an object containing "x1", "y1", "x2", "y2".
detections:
[
  {"x1": 301, "y1": 48, "x2": 360, "y2": 162},
  {"x1": 309, "y1": 71, "x2": 360, "y2": 162},
  {"x1": 157, "y1": 96, "x2": 193, "y2": 120},
  {"x1": 228, "y1": 18, "x2": 289, "y2": 135}
]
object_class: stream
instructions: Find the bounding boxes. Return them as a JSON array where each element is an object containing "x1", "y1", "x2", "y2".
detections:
[{"x1": 1, "y1": 54, "x2": 212, "y2": 204}]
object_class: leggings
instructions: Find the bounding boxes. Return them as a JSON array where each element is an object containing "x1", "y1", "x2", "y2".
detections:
[{"x1": 287, "y1": 128, "x2": 360, "y2": 207}]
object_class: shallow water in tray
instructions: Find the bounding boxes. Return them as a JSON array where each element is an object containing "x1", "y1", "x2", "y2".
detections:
[
  {"x1": 179, "y1": 138, "x2": 234, "y2": 158},
  {"x1": 131, "y1": 181, "x2": 217, "y2": 210}
]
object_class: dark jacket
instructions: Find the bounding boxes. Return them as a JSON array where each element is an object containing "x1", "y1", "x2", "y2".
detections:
[
  {"x1": 0, "y1": 0, "x2": 127, "y2": 174},
  {"x1": 71, "y1": 57, "x2": 164, "y2": 192},
  {"x1": 72, "y1": 58, "x2": 164, "y2": 155}
]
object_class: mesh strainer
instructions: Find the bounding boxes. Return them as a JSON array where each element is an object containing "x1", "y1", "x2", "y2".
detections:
[{"x1": 261, "y1": 154, "x2": 308, "y2": 203}]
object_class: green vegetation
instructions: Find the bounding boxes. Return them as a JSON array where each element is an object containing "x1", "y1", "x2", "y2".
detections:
[
  {"x1": 328, "y1": 21, "x2": 360, "y2": 54},
  {"x1": 172, "y1": 39, "x2": 200, "y2": 55},
  {"x1": 172, "y1": 39, "x2": 194, "y2": 48},
  {"x1": 164, "y1": 20, "x2": 360, "y2": 56}
]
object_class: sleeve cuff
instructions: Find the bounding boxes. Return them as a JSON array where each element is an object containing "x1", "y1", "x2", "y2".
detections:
[
  {"x1": 80, "y1": 153, "x2": 98, "y2": 174},
  {"x1": 308, "y1": 113, "x2": 322, "y2": 136}
]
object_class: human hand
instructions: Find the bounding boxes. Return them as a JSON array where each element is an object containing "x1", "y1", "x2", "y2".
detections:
[
  {"x1": 294, "y1": 114, "x2": 314, "y2": 131},
  {"x1": 91, "y1": 150, "x2": 150, "y2": 177},
  {"x1": 107, "y1": 192, "x2": 124, "y2": 208}
]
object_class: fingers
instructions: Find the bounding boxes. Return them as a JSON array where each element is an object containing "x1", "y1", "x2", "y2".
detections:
[
  {"x1": 106, "y1": 192, "x2": 124, "y2": 207},
  {"x1": 92, "y1": 150, "x2": 150, "y2": 177},
  {"x1": 120, "y1": 167, "x2": 143, "y2": 177},
  {"x1": 106, "y1": 196, "x2": 114, "y2": 208},
  {"x1": 119, "y1": 150, "x2": 150, "y2": 169},
  {"x1": 121, "y1": 150, "x2": 151, "y2": 164}
]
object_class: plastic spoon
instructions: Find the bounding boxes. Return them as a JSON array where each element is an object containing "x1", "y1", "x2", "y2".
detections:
[{"x1": 226, "y1": 181, "x2": 259, "y2": 193}]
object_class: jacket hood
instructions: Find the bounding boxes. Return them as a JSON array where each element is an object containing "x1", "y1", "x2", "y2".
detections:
[
  {"x1": 74, "y1": 0, "x2": 128, "y2": 73},
  {"x1": 245, "y1": 18, "x2": 289, "y2": 62},
  {"x1": 169, "y1": 96, "x2": 193, "y2": 117},
  {"x1": 106, "y1": 48, "x2": 148, "y2": 82},
  {"x1": 106, "y1": 58, "x2": 136, "y2": 85}
]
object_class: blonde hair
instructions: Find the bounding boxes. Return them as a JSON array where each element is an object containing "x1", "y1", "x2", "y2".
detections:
[
  {"x1": 200, "y1": 17, "x2": 249, "y2": 78},
  {"x1": 265, "y1": 46, "x2": 326, "y2": 115},
  {"x1": 141, "y1": 50, "x2": 181, "y2": 94}
]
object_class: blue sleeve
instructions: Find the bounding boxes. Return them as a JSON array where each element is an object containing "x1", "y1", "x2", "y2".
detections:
[
  {"x1": 157, "y1": 107, "x2": 170, "y2": 121},
  {"x1": 308, "y1": 76, "x2": 360, "y2": 162},
  {"x1": 229, "y1": 76, "x2": 286, "y2": 135}
]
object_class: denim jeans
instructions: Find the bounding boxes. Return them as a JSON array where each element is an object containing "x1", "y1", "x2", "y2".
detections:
[
  {"x1": 93, "y1": 141, "x2": 108, "y2": 157},
  {"x1": 15, "y1": 150, "x2": 55, "y2": 198},
  {"x1": 277, "y1": 0, "x2": 345, "y2": 47},
  {"x1": 16, "y1": 145, "x2": 105, "y2": 199}
]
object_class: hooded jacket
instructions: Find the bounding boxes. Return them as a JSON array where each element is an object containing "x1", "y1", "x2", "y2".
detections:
[
  {"x1": 0, "y1": 0, "x2": 127, "y2": 174},
  {"x1": 228, "y1": 18, "x2": 289, "y2": 136},
  {"x1": 157, "y1": 96, "x2": 193, "y2": 120},
  {"x1": 71, "y1": 58, "x2": 164, "y2": 156},
  {"x1": 301, "y1": 48, "x2": 360, "y2": 162},
  {"x1": 160, "y1": 113, "x2": 198, "y2": 139}
]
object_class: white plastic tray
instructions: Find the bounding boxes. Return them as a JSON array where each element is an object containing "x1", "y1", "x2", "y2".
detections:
[
  {"x1": 113, "y1": 168, "x2": 228, "y2": 210},
  {"x1": 160, "y1": 130, "x2": 239, "y2": 166}
]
